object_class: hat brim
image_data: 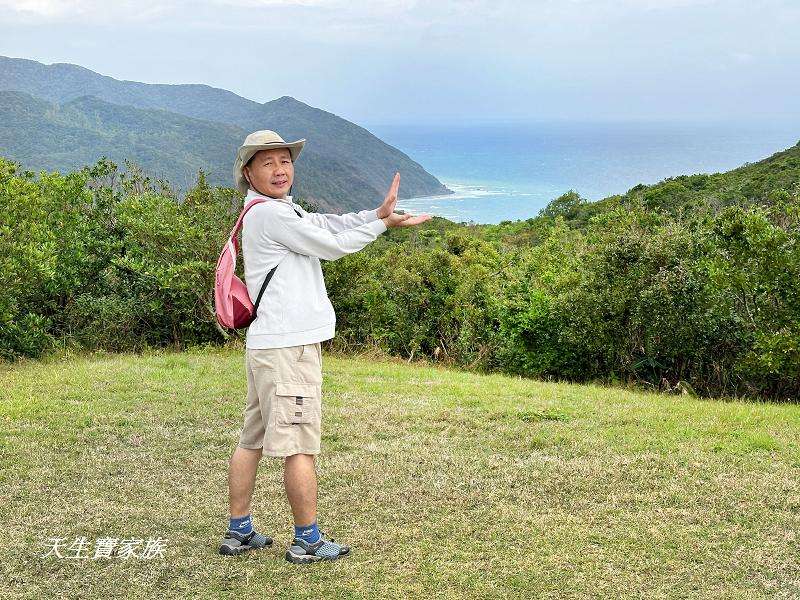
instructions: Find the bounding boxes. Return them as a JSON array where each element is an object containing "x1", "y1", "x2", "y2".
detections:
[{"x1": 233, "y1": 139, "x2": 305, "y2": 194}]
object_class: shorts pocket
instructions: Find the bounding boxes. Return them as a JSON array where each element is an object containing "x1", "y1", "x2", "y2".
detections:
[
  {"x1": 275, "y1": 382, "x2": 320, "y2": 425},
  {"x1": 248, "y1": 348, "x2": 279, "y2": 371}
]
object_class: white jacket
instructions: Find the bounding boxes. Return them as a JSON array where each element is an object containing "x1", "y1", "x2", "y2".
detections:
[{"x1": 241, "y1": 188, "x2": 387, "y2": 349}]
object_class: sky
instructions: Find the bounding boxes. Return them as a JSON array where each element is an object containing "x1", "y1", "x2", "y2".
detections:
[{"x1": 1, "y1": 0, "x2": 799, "y2": 126}]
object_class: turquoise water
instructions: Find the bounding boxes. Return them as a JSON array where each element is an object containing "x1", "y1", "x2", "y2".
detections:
[{"x1": 365, "y1": 120, "x2": 800, "y2": 224}]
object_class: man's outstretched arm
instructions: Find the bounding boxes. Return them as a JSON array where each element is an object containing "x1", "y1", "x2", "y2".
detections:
[
  {"x1": 292, "y1": 204, "x2": 381, "y2": 234},
  {"x1": 291, "y1": 172, "x2": 402, "y2": 233},
  {"x1": 262, "y1": 203, "x2": 387, "y2": 261}
]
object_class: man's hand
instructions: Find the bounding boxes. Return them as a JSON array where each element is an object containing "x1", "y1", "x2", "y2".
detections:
[
  {"x1": 376, "y1": 172, "x2": 400, "y2": 219},
  {"x1": 382, "y1": 212, "x2": 432, "y2": 228},
  {"x1": 377, "y1": 171, "x2": 432, "y2": 228}
]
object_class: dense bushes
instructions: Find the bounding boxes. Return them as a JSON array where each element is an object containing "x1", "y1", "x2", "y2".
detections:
[
  {"x1": 2, "y1": 155, "x2": 799, "y2": 401},
  {"x1": 0, "y1": 159, "x2": 237, "y2": 357},
  {"x1": 491, "y1": 200, "x2": 800, "y2": 400},
  {"x1": 324, "y1": 231, "x2": 507, "y2": 366}
]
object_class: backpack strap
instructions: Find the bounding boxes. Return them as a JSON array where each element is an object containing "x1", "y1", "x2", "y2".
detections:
[
  {"x1": 252, "y1": 264, "x2": 278, "y2": 313},
  {"x1": 228, "y1": 198, "x2": 267, "y2": 260},
  {"x1": 230, "y1": 197, "x2": 304, "y2": 251}
]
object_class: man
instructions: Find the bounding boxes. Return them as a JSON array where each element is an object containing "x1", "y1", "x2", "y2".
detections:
[{"x1": 219, "y1": 130, "x2": 431, "y2": 563}]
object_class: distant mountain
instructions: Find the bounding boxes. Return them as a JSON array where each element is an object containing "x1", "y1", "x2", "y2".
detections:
[
  {"x1": 0, "y1": 55, "x2": 451, "y2": 211},
  {"x1": 0, "y1": 90, "x2": 244, "y2": 189}
]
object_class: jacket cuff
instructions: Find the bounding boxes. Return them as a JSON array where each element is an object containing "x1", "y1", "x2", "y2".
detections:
[
  {"x1": 366, "y1": 217, "x2": 387, "y2": 235},
  {"x1": 364, "y1": 208, "x2": 381, "y2": 222}
]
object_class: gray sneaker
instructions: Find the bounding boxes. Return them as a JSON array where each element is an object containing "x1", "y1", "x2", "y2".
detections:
[
  {"x1": 285, "y1": 531, "x2": 351, "y2": 564},
  {"x1": 218, "y1": 529, "x2": 273, "y2": 556}
]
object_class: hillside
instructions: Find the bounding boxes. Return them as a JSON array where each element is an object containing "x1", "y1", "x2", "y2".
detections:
[
  {"x1": 533, "y1": 140, "x2": 800, "y2": 231},
  {"x1": 0, "y1": 90, "x2": 244, "y2": 189},
  {"x1": 2, "y1": 347, "x2": 798, "y2": 598},
  {"x1": 0, "y1": 55, "x2": 451, "y2": 210}
]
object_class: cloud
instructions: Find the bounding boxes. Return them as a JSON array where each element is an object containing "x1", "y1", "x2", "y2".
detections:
[
  {"x1": 0, "y1": 0, "x2": 420, "y2": 22},
  {"x1": 2, "y1": 0, "x2": 799, "y2": 122},
  {"x1": 0, "y1": 0, "x2": 173, "y2": 22},
  {"x1": 0, "y1": 0, "x2": 64, "y2": 17}
]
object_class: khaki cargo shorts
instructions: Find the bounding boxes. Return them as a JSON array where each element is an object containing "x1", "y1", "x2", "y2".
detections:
[{"x1": 238, "y1": 342, "x2": 323, "y2": 457}]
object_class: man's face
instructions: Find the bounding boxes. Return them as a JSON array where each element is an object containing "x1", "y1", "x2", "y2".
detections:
[{"x1": 243, "y1": 148, "x2": 294, "y2": 198}]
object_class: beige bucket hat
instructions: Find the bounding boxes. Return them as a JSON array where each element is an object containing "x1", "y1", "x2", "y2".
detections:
[{"x1": 233, "y1": 129, "x2": 306, "y2": 193}]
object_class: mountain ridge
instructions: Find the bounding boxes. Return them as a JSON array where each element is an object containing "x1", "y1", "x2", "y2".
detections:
[
  {"x1": 0, "y1": 89, "x2": 245, "y2": 191},
  {"x1": 0, "y1": 55, "x2": 452, "y2": 211}
]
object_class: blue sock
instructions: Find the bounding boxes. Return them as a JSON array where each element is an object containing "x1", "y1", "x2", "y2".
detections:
[
  {"x1": 294, "y1": 521, "x2": 320, "y2": 543},
  {"x1": 229, "y1": 514, "x2": 253, "y2": 535}
]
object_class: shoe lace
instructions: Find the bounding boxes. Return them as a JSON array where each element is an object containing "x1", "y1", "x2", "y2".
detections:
[{"x1": 319, "y1": 530, "x2": 336, "y2": 543}]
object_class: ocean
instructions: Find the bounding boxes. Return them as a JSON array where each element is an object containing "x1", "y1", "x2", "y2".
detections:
[{"x1": 364, "y1": 120, "x2": 800, "y2": 224}]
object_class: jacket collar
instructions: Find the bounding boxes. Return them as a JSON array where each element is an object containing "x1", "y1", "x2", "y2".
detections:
[{"x1": 245, "y1": 187, "x2": 293, "y2": 205}]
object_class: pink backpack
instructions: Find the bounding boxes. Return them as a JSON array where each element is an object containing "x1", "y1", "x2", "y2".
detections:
[{"x1": 214, "y1": 198, "x2": 278, "y2": 329}]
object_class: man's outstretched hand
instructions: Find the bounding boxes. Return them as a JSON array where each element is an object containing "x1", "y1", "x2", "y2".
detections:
[{"x1": 377, "y1": 172, "x2": 432, "y2": 228}]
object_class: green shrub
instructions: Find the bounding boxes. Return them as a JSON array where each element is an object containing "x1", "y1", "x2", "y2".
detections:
[{"x1": 2, "y1": 154, "x2": 799, "y2": 401}]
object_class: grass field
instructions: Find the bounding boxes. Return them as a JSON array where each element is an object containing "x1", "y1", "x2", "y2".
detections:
[{"x1": 1, "y1": 346, "x2": 799, "y2": 599}]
